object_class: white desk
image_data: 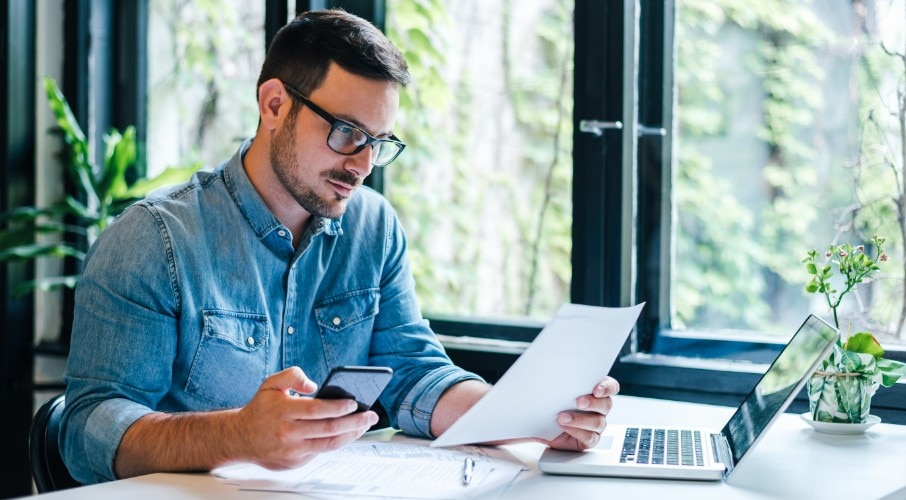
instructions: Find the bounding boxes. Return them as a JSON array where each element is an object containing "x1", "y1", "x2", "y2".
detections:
[{"x1": 31, "y1": 396, "x2": 906, "y2": 499}]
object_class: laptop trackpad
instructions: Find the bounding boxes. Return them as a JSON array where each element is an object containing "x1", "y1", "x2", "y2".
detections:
[{"x1": 596, "y1": 436, "x2": 615, "y2": 449}]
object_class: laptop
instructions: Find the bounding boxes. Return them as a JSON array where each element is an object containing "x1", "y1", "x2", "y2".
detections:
[{"x1": 538, "y1": 314, "x2": 838, "y2": 481}]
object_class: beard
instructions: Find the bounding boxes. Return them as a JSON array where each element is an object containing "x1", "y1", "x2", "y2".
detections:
[{"x1": 269, "y1": 116, "x2": 361, "y2": 220}]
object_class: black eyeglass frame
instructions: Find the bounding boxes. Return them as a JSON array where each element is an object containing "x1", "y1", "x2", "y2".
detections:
[{"x1": 283, "y1": 82, "x2": 406, "y2": 167}]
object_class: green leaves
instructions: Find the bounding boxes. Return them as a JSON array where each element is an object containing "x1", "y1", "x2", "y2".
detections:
[
  {"x1": 877, "y1": 357, "x2": 906, "y2": 388},
  {"x1": 0, "y1": 77, "x2": 198, "y2": 294},
  {"x1": 802, "y1": 236, "x2": 886, "y2": 329},
  {"x1": 124, "y1": 163, "x2": 203, "y2": 199},
  {"x1": 842, "y1": 332, "x2": 885, "y2": 359}
]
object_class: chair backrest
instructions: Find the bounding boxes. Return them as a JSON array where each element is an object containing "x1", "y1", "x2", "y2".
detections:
[{"x1": 29, "y1": 394, "x2": 81, "y2": 492}]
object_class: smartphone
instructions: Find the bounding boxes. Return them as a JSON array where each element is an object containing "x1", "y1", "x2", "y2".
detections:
[{"x1": 315, "y1": 366, "x2": 393, "y2": 412}]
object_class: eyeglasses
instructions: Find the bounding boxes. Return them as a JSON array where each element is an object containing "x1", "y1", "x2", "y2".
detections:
[{"x1": 283, "y1": 82, "x2": 406, "y2": 167}]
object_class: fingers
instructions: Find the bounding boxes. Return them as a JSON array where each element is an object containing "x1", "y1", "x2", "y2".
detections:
[
  {"x1": 575, "y1": 393, "x2": 614, "y2": 415},
  {"x1": 257, "y1": 423, "x2": 373, "y2": 470},
  {"x1": 299, "y1": 419, "x2": 376, "y2": 452},
  {"x1": 569, "y1": 376, "x2": 617, "y2": 418},
  {"x1": 547, "y1": 428, "x2": 599, "y2": 451},
  {"x1": 558, "y1": 411, "x2": 607, "y2": 434},
  {"x1": 259, "y1": 367, "x2": 358, "y2": 421},
  {"x1": 551, "y1": 412, "x2": 607, "y2": 451},
  {"x1": 264, "y1": 366, "x2": 319, "y2": 396},
  {"x1": 236, "y1": 367, "x2": 383, "y2": 469},
  {"x1": 547, "y1": 376, "x2": 620, "y2": 451},
  {"x1": 297, "y1": 410, "x2": 379, "y2": 439},
  {"x1": 593, "y1": 376, "x2": 620, "y2": 398}
]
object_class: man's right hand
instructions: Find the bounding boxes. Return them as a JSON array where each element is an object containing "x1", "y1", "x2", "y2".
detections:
[
  {"x1": 114, "y1": 366, "x2": 378, "y2": 478},
  {"x1": 234, "y1": 366, "x2": 379, "y2": 469}
]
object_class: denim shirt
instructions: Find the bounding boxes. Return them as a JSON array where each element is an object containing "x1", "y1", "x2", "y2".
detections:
[{"x1": 60, "y1": 140, "x2": 482, "y2": 484}]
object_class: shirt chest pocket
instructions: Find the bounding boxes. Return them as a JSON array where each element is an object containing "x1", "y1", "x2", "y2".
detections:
[
  {"x1": 314, "y1": 288, "x2": 379, "y2": 366},
  {"x1": 186, "y1": 310, "x2": 270, "y2": 409}
]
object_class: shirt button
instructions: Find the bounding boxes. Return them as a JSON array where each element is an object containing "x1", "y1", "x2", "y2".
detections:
[
  {"x1": 277, "y1": 229, "x2": 287, "y2": 237},
  {"x1": 246, "y1": 336, "x2": 255, "y2": 346},
  {"x1": 332, "y1": 317, "x2": 341, "y2": 326},
  {"x1": 287, "y1": 326, "x2": 295, "y2": 335}
]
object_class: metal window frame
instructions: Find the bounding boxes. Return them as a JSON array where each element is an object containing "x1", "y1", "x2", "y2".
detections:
[{"x1": 1, "y1": 1, "x2": 37, "y2": 496}]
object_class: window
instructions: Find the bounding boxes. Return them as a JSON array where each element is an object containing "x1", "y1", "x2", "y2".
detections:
[
  {"x1": 62, "y1": 0, "x2": 906, "y2": 417},
  {"x1": 380, "y1": 0, "x2": 906, "y2": 419},
  {"x1": 669, "y1": 0, "x2": 906, "y2": 349},
  {"x1": 627, "y1": 0, "x2": 906, "y2": 420},
  {"x1": 146, "y1": 0, "x2": 274, "y2": 177},
  {"x1": 639, "y1": 0, "x2": 906, "y2": 362},
  {"x1": 384, "y1": 0, "x2": 575, "y2": 323}
]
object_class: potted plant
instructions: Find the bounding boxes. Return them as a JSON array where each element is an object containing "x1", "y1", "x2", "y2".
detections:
[
  {"x1": 0, "y1": 77, "x2": 199, "y2": 294},
  {"x1": 803, "y1": 236, "x2": 906, "y2": 423}
]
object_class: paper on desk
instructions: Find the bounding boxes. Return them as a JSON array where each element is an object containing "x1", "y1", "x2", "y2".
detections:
[
  {"x1": 214, "y1": 442, "x2": 523, "y2": 499},
  {"x1": 432, "y1": 303, "x2": 644, "y2": 448}
]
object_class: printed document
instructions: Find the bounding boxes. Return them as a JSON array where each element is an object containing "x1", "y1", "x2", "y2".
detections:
[
  {"x1": 214, "y1": 439, "x2": 523, "y2": 499},
  {"x1": 432, "y1": 303, "x2": 644, "y2": 447}
]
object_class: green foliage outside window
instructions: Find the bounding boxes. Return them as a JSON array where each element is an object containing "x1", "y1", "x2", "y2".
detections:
[
  {"x1": 385, "y1": 0, "x2": 574, "y2": 319},
  {"x1": 675, "y1": 0, "x2": 906, "y2": 342}
]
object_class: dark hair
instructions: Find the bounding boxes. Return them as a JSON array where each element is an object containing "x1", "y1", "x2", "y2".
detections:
[{"x1": 256, "y1": 9, "x2": 410, "y2": 100}]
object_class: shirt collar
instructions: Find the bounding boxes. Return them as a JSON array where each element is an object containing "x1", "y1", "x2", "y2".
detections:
[{"x1": 223, "y1": 138, "x2": 344, "y2": 240}]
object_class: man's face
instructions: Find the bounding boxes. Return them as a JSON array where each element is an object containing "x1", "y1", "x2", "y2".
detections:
[{"x1": 269, "y1": 64, "x2": 400, "y2": 219}]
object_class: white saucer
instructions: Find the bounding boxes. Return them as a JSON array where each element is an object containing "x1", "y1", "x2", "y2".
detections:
[{"x1": 799, "y1": 413, "x2": 881, "y2": 434}]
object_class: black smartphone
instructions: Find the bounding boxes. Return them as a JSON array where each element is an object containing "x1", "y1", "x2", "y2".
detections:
[{"x1": 315, "y1": 366, "x2": 393, "y2": 412}]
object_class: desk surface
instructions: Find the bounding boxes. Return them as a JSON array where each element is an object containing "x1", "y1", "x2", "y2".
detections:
[{"x1": 31, "y1": 396, "x2": 906, "y2": 500}]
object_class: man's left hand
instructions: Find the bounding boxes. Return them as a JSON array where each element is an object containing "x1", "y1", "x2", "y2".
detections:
[{"x1": 544, "y1": 376, "x2": 620, "y2": 451}]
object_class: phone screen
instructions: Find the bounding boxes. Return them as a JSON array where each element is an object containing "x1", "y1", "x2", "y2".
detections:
[{"x1": 315, "y1": 366, "x2": 393, "y2": 412}]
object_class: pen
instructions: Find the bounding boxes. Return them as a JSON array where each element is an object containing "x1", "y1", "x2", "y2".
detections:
[{"x1": 462, "y1": 457, "x2": 475, "y2": 486}]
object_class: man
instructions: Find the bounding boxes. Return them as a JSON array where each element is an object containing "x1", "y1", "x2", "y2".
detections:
[{"x1": 60, "y1": 9, "x2": 619, "y2": 484}]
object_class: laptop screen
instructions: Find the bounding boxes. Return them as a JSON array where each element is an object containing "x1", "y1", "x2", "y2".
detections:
[{"x1": 720, "y1": 315, "x2": 838, "y2": 469}]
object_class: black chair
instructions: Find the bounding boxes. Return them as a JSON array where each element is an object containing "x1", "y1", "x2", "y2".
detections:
[{"x1": 30, "y1": 394, "x2": 82, "y2": 492}]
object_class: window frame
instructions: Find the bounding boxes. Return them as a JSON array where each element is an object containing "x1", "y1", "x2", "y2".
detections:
[{"x1": 2, "y1": 2, "x2": 38, "y2": 496}]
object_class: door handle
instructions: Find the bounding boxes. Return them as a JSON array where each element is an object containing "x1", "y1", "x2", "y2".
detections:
[
  {"x1": 637, "y1": 125, "x2": 666, "y2": 137},
  {"x1": 579, "y1": 119, "x2": 623, "y2": 136}
]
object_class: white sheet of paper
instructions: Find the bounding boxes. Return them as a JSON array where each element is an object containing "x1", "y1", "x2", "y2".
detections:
[
  {"x1": 214, "y1": 441, "x2": 523, "y2": 499},
  {"x1": 431, "y1": 303, "x2": 644, "y2": 447}
]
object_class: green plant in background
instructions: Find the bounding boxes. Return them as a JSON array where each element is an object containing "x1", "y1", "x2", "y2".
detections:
[
  {"x1": 149, "y1": 0, "x2": 261, "y2": 170},
  {"x1": 385, "y1": 0, "x2": 456, "y2": 312},
  {"x1": 675, "y1": 1, "x2": 906, "y2": 339},
  {"x1": 846, "y1": 10, "x2": 906, "y2": 339},
  {"x1": 0, "y1": 77, "x2": 199, "y2": 294},
  {"x1": 674, "y1": 0, "x2": 833, "y2": 331},
  {"x1": 386, "y1": 0, "x2": 575, "y2": 319},
  {"x1": 803, "y1": 236, "x2": 906, "y2": 422}
]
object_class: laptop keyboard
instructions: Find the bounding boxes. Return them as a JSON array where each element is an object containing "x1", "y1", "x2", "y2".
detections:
[{"x1": 619, "y1": 427, "x2": 705, "y2": 467}]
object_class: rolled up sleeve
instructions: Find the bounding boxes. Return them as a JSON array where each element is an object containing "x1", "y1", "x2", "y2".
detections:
[
  {"x1": 394, "y1": 366, "x2": 484, "y2": 438},
  {"x1": 61, "y1": 397, "x2": 154, "y2": 482},
  {"x1": 60, "y1": 206, "x2": 178, "y2": 484}
]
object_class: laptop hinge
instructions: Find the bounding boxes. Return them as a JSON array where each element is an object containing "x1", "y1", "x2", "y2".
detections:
[{"x1": 711, "y1": 433, "x2": 734, "y2": 476}]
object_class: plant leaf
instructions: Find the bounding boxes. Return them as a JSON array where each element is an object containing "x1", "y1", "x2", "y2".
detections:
[
  {"x1": 0, "y1": 243, "x2": 86, "y2": 261},
  {"x1": 43, "y1": 77, "x2": 101, "y2": 208},
  {"x1": 842, "y1": 332, "x2": 885, "y2": 358},
  {"x1": 877, "y1": 358, "x2": 906, "y2": 387},
  {"x1": 99, "y1": 126, "x2": 137, "y2": 202},
  {"x1": 13, "y1": 275, "x2": 81, "y2": 296},
  {"x1": 123, "y1": 163, "x2": 202, "y2": 199}
]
